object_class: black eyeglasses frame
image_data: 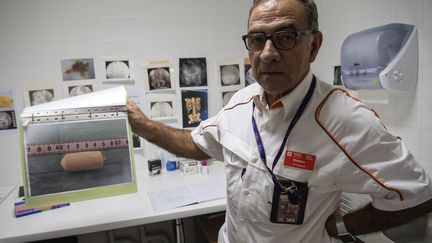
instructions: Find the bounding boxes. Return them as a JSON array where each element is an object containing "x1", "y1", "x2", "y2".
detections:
[{"x1": 242, "y1": 30, "x2": 314, "y2": 51}]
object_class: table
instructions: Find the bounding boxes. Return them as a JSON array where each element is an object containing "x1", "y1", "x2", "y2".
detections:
[{"x1": 0, "y1": 161, "x2": 227, "y2": 243}]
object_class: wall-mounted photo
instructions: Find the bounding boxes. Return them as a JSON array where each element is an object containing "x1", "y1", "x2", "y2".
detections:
[
  {"x1": 23, "y1": 86, "x2": 60, "y2": 107},
  {"x1": 61, "y1": 58, "x2": 95, "y2": 81},
  {"x1": 333, "y1": 65, "x2": 343, "y2": 86},
  {"x1": 143, "y1": 61, "x2": 175, "y2": 93},
  {"x1": 64, "y1": 83, "x2": 94, "y2": 97},
  {"x1": 101, "y1": 56, "x2": 134, "y2": 83},
  {"x1": 181, "y1": 90, "x2": 208, "y2": 128},
  {"x1": 222, "y1": 90, "x2": 236, "y2": 107},
  {"x1": 244, "y1": 58, "x2": 256, "y2": 86},
  {"x1": 218, "y1": 59, "x2": 244, "y2": 91},
  {"x1": 146, "y1": 93, "x2": 177, "y2": 122},
  {"x1": 0, "y1": 90, "x2": 17, "y2": 130},
  {"x1": 179, "y1": 58, "x2": 207, "y2": 88}
]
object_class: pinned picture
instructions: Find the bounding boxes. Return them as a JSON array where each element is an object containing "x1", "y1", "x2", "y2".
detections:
[
  {"x1": 146, "y1": 93, "x2": 177, "y2": 122},
  {"x1": 218, "y1": 59, "x2": 244, "y2": 91},
  {"x1": 23, "y1": 86, "x2": 60, "y2": 107},
  {"x1": 143, "y1": 61, "x2": 175, "y2": 93},
  {"x1": 181, "y1": 90, "x2": 208, "y2": 128},
  {"x1": 0, "y1": 90, "x2": 17, "y2": 130},
  {"x1": 244, "y1": 58, "x2": 256, "y2": 86},
  {"x1": 222, "y1": 91, "x2": 236, "y2": 107},
  {"x1": 64, "y1": 83, "x2": 94, "y2": 97},
  {"x1": 101, "y1": 56, "x2": 134, "y2": 82},
  {"x1": 179, "y1": 58, "x2": 207, "y2": 88},
  {"x1": 61, "y1": 58, "x2": 96, "y2": 81}
]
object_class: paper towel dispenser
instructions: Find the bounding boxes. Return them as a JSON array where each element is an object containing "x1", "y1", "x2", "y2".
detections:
[{"x1": 341, "y1": 23, "x2": 418, "y2": 91}]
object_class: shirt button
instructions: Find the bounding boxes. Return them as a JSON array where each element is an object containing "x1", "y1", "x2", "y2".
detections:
[
  {"x1": 244, "y1": 190, "x2": 250, "y2": 196},
  {"x1": 251, "y1": 157, "x2": 258, "y2": 164}
]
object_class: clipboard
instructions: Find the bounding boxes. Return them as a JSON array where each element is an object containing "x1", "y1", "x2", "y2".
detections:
[{"x1": 19, "y1": 86, "x2": 137, "y2": 207}]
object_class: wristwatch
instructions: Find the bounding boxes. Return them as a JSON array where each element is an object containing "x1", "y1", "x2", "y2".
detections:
[{"x1": 335, "y1": 215, "x2": 364, "y2": 243}]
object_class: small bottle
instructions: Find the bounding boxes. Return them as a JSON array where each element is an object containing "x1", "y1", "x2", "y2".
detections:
[
  {"x1": 197, "y1": 160, "x2": 202, "y2": 174},
  {"x1": 201, "y1": 160, "x2": 209, "y2": 174}
]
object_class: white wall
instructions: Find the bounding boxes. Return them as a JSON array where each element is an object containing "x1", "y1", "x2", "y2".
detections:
[
  {"x1": 0, "y1": 0, "x2": 250, "y2": 185},
  {"x1": 1, "y1": 0, "x2": 431, "y2": 186},
  {"x1": 313, "y1": 0, "x2": 432, "y2": 171}
]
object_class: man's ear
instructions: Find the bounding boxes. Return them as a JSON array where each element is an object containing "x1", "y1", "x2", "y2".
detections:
[{"x1": 309, "y1": 31, "x2": 323, "y2": 63}]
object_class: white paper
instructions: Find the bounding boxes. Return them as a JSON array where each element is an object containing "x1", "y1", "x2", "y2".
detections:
[
  {"x1": 21, "y1": 86, "x2": 127, "y2": 116},
  {"x1": 186, "y1": 180, "x2": 226, "y2": 203},
  {"x1": 147, "y1": 180, "x2": 226, "y2": 211},
  {"x1": 147, "y1": 186, "x2": 197, "y2": 211}
]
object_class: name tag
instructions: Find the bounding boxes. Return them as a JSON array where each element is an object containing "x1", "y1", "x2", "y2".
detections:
[{"x1": 284, "y1": 150, "x2": 316, "y2": 171}]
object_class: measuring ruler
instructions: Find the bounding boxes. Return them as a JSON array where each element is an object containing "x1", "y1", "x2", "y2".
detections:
[{"x1": 26, "y1": 137, "x2": 129, "y2": 156}]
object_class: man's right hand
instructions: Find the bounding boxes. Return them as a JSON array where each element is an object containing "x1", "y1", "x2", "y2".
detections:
[{"x1": 127, "y1": 100, "x2": 147, "y2": 136}]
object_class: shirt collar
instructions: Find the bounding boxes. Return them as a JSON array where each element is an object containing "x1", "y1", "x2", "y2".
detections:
[{"x1": 253, "y1": 70, "x2": 314, "y2": 122}]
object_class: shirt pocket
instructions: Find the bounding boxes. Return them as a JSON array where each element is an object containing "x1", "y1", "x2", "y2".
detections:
[{"x1": 225, "y1": 154, "x2": 247, "y2": 208}]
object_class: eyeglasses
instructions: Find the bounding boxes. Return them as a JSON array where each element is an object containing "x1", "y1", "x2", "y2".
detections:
[{"x1": 242, "y1": 30, "x2": 313, "y2": 51}]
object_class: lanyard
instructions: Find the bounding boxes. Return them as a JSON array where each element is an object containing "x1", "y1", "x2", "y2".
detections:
[{"x1": 252, "y1": 76, "x2": 316, "y2": 192}]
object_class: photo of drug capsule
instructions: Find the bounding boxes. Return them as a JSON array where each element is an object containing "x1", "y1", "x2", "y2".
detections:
[{"x1": 60, "y1": 151, "x2": 105, "y2": 172}]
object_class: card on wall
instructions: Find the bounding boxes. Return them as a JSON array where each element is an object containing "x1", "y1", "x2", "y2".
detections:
[
  {"x1": 143, "y1": 60, "x2": 175, "y2": 93},
  {"x1": 0, "y1": 90, "x2": 17, "y2": 130},
  {"x1": 101, "y1": 56, "x2": 134, "y2": 83},
  {"x1": 23, "y1": 85, "x2": 62, "y2": 107},
  {"x1": 61, "y1": 58, "x2": 96, "y2": 81},
  {"x1": 181, "y1": 89, "x2": 208, "y2": 128},
  {"x1": 146, "y1": 93, "x2": 178, "y2": 122},
  {"x1": 179, "y1": 57, "x2": 208, "y2": 88}
]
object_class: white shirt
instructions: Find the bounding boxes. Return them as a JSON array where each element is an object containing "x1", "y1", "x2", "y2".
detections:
[{"x1": 191, "y1": 71, "x2": 432, "y2": 243}]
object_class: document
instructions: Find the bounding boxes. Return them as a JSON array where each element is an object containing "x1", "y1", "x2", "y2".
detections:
[
  {"x1": 20, "y1": 86, "x2": 137, "y2": 207},
  {"x1": 147, "y1": 180, "x2": 226, "y2": 211}
]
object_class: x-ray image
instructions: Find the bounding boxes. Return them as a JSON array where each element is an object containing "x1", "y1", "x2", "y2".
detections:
[
  {"x1": 28, "y1": 89, "x2": 55, "y2": 106},
  {"x1": 150, "y1": 101, "x2": 174, "y2": 119},
  {"x1": 0, "y1": 90, "x2": 17, "y2": 130},
  {"x1": 179, "y1": 58, "x2": 207, "y2": 87},
  {"x1": 222, "y1": 91, "x2": 236, "y2": 107},
  {"x1": 0, "y1": 110, "x2": 16, "y2": 130},
  {"x1": 181, "y1": 90, "x2": 208, "y2": 128},
  {"x1": 148, "y1": 67, "x2": 172, "y2": 90},
  {"x1": 220, "y1": 64, "x2": 240, "y2": 86},
  {"x1": 105, "y1": 60, "x2": 130, "y2": 79},
  {"x1": 146, "y1": 93, "x2": 177, "y2": 121},
  {"x1": 68, "y1": 85, "x2": 93, "y2": 97}
]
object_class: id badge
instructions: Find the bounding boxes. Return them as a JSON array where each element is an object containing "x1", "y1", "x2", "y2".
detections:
[{"x1": 270, "y1": 179, "x2": 308, "y2": 224}]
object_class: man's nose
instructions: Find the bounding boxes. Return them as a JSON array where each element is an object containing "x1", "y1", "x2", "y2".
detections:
[{"x1": 260, "y1": 39, "x2": 280, "y2": 63}]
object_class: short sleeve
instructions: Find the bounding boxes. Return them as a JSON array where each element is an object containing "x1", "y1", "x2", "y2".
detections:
[
  {"x1": 191, "y1": 113, "x2": 224, "y2": 162},
  {"x1": 317, "y1": 89, "x2": 432, "y2": 211}
]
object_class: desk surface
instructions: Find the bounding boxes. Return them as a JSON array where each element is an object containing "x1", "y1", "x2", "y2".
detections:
[{"x1": 0, "y1": 161, "x2": 227, "y2": 243}]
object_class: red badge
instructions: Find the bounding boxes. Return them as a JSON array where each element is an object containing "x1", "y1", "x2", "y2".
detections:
[{"x1": 284, "y1": 150, "x2": 316, "y2": 171}]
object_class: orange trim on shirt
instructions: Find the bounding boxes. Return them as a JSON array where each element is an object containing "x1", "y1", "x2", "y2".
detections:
[
  {"x1": 315, "y1": 88, "x2": 404, "y2": 201},
  {"x1": 224, "y1": 96, "x2": 254, "y2": 111},
  {"x1": 270, "y1": 101, "x2": 283, "y2": 110},
  {"x1": 199, "y1": 97, "x2": 254, "y2": 135}
]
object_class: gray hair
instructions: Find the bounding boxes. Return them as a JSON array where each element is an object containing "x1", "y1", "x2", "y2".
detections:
[{"x1": 248, "y1": 0, "x2": 319, "y2": 31}]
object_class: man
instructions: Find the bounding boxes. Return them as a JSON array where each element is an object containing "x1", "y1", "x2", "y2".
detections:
[{"x1": 128, "y1": 0, "x2": 432, "y2": 242}]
